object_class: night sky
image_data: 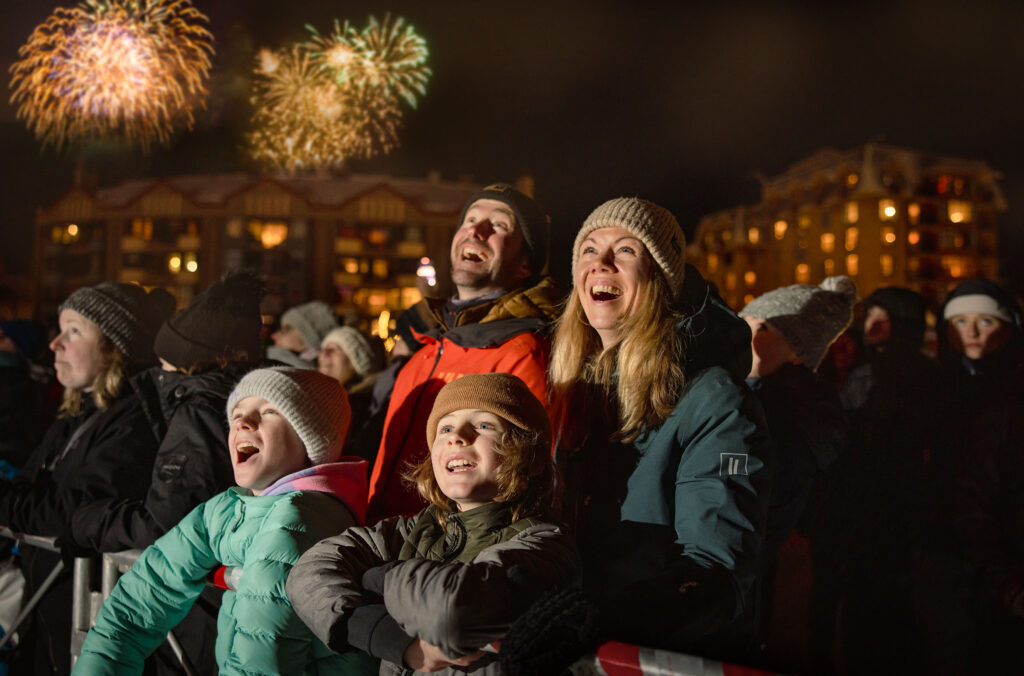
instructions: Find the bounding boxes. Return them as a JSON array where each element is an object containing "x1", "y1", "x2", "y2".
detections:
[{"x1": 3, "y1": 0, "x2": 1024, "y2": 289}]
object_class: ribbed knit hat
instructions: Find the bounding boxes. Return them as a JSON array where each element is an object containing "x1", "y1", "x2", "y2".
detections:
[
  {"x1": 573, "y1": 197, "x2": 686, "y2": 295},
  {"x1": 226, "y1": 367, "x2": 350, "y2": 465},
  {"x1": 321, "y1": 326, "x2": 383, "y2": 377},
  {"x1": 426, "y1": 372, "x2": 551, "y2": 448},
  {"x1": 154, "y1": 270, "x2": 264, "y2": 370},
  {"x1": 60, "y1": 282, "x2": 176, "y2": 365},
  {"x1": 457, "y1": 183, "x2": 550, "y2": 277},
  {"x1": 740, "y1": 276, "x2": 858, "y2": 371},
  {"x1": 281, "y1": 301, "x2": 337, "y2": 351}
]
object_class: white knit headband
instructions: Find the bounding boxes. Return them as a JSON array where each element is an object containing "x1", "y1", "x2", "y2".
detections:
[{"x1": 943, "y1": 294, "x2": 1012, "y2": 322}]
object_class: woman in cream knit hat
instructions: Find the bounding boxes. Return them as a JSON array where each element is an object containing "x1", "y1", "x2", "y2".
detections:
[{"x1": 544, "y1": 197, "x2": 772, "y2": 662}]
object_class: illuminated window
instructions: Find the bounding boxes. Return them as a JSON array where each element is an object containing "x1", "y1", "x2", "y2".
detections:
[
  {"x1": 908, "y1": 229, "x2": 920, "y2": 245},
  {"x1": 721, "y1": 229, "x2": 733, "y2": 243},
  {"x1": 845, "y1": 227, "x2": 859, "y2": 252},
  {"x1": 881, "y1": 226, "x2": 896, "y2": 245},
  {"x1": 795, "y1": 263, "x2": 810, "y2": 284},
  {"x1": 908, "y1": 203, "x2": 921, "y2": 225},
  {"x1": 799, "y1": 214, "x2": 812, "y2": 230},
  {"x1": 824, "y1": 259, "x2": 836, "y2": 276},
  {"x1": 879, "y1": 199, "x2": 897, "y2": 220},
  {"x1": 249, "y1": 220, "x2": 288, "y2": 249},
  {"x1": 774, "y1": 220, "x2": 788, "y2": 240},
  {"x1": 821, "y1": 233, "x2": 836, "y2": 253},
  {"x1": 846, "y1": 173, "x2": 859, "y2": 188},
  {"x1": 881, "y1": 254, "x2": 894, "y2": 276},
  {"x1": 401, "y1": 287, "x2": 422, "y2": 308},
  {"x1": 943, "y1": 255, "x2": 967, "y2": 278},
  {"x1": 131, "y1": 218, "x2": 153, "y2": 240},
  {"x1": 908, "y1": 257, "x2": 920, "y2": 273},
  {"x1": 168, "y1": 254, "x2": 182, "y2": 274},
  {"x1": 707, "y1": 253, "x2": 719, "y2": 273},
  {"x1": 744, "y1": 271, "x2": 756, "y2": 286},
  {"x1": 183, "y1": 252, "x2": 198, "y2": 273},
  {"x1": 704, "y1": 232, "x2": 714, "y2": 247},
  {"x1": 747, "y1": 228, "x2": 760, "y2": 244},
  {"x1": 846, "y1": 254, "x2": 859, "y2": 275},
  {"x1": 372, "y1": 259, "x2": 389, "y2": 279},
  {"x1": 845, "y1": 202, "x2": 859, "y2": 224},
  {"x1": 725, "y1": 272, "x2": 737, "y2": 291},
  {"x1": 743, "y1": 294, "x2": 755, "y2": 306},
  {"x1": 342, "y1": 257, "x2": 359, "y2": 274},
  {"x1": 948, "y1": 200, "x2": 972, "y2": 223},
  {"x1": 368, "y1": 229, "x2": 388, "y2": 245}
]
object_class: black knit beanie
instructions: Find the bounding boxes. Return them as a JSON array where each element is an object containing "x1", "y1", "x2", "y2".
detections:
[
  {"x1": 864, "y1": 286, "x2": 927, "y2": 351},
  {"x1": 456, "y1": 183, "x2": 550, "y2": 277},
  {"x1": 60, "y1": 282, "x2": 176, "y2": 366},
  {"x1": 154, "y1": 270, "x2": 264, "y2": 370}
]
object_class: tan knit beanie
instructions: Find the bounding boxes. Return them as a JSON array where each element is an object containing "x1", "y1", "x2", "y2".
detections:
[
  {"x1": 572, "y1": 197, "x2": 686, "y2": 295},
  {"x1": 426, "y1": 373, "x2": 551, "y2": 448}
]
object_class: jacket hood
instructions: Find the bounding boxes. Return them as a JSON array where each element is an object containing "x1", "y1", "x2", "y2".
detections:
[
  {"x1": 261, "y1": 457, "x2": 369, "y2": 524},
  {"x1": 864, "y1": 286, "x2": 927, "y2": 354},
  {"x1": 676, "y1": 264, "x2": 752, "y2": 383}
]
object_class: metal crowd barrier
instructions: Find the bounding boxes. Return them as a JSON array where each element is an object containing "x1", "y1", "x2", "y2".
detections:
[{"x1": 0, "y1": 529, "x2": 195, "y2": 674}]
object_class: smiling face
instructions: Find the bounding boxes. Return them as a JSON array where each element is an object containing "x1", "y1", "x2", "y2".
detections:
[
  {"x1": 318, "y1": 343, "x2": 356, "y2": 384},
  {"x1": 575, "y1": 227, "x2": 654, "y2": 349},
  {"x1": 50, "y1": 309, "x2": 107, "y2": 391},
  {"x1": 745, "y1": 316, "x2": 800, "y2": 377},
  {"x1": 449, "y1": 198, "x2": 529, "y2": 300},
  {"x1": 430, "y1": 408, "x2": 506, "y2": 511},
  {"x1": 228, "y1": 396, "x2": 309, "y2": 495},
  {"x1": 948, "y1": 313, "x2": 1010, "y2": 360}
]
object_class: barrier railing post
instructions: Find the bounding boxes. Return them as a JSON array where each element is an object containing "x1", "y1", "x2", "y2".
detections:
[{"x1": 70, "y1": 556, "x2": 93, "y2": 667}]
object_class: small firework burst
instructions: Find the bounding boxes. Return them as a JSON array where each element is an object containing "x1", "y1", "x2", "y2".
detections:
[
  {"x1": 248, "y1": 15, "x2": 429, "y2": 171},
  {"x1": 309, "y1": 15, "x2": 431, "y2": 108},
  {"x1": 9, "y1": 0, "x2": 213, "y2": 151}
]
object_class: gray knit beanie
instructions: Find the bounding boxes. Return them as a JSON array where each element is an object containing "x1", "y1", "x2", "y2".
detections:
[
  {"x1": 573, "y1": 197, "x2": 686, "y2": 295},
  {"x1": 226, "y1": 367, "x2": 350, "y2": 465},
  {"x1": 281, "y1": 301, "x2": 337, "y2": 351},
  {"x1": 60, "y1": 282, "x2": 176, "y2": 366},
  {"x1": 739, "y1": 276, "x2": 859, "y2": 371},
  {"x1": 321, "y1": 327, "x2": 382, "y2": 377}
]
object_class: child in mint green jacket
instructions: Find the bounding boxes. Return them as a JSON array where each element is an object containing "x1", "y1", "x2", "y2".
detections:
[{"x1": 74, "y1": 367, "x2": 378, "y2": 675}]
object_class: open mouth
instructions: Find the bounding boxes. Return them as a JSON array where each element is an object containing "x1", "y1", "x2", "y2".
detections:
[
  {"x1": 590, "y1": 284, "x2": 623, "y2": 302},
  {"x1": 446, "y1": 458, "x2": 476, "y2": 473},
  {"x1": 461, "y1": 246, "x2": 489, "y2": 263},
  {"x1": 236, "y1": 442, "x2": 259, "y2": 463}
]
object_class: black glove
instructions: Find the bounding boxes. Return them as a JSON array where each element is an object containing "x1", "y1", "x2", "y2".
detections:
[{"x1": 499, "y1": 586, "x2": 600, "y2": 676}]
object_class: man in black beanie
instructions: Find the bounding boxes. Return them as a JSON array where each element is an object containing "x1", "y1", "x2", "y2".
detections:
[{"x1": 357, "y1": 183, "x2": 560, "y2": 521}]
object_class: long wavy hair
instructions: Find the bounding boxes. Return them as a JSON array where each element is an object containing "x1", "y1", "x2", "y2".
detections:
[
  {"x1": 404, "y1": 423, "x2": 558, "y2": 525},
  {"x1": 58, "y1": 335, "x2": 126, "y2": 417},
  {"x1": 549, "y1": 258, "x2": 686, "y2": 446}
]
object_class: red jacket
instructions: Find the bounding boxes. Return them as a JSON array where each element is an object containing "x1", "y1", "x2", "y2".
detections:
[{"x1": 367, "y1": 279, "x2": 559, "y2": 520}]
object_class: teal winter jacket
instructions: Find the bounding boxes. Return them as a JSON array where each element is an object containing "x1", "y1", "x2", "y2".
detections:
[{"x1": 74, "y1": 460, "x2": 376, "y2": 675}]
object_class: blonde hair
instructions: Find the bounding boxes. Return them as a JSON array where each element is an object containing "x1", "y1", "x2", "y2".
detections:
[
  {"x1": 58, "y1": 336, "x2": 126, "y2": 417},
  {"x1": 404, "y1": 422, "x2": 558, "y2": 525},
  {"x1": 549, "y1": 259, "x2": 686, "y2": 445}
]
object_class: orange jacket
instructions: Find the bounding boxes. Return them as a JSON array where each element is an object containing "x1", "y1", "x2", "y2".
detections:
[{"x1": 366, "y1": 279, "x2": 559, "y2": 521}]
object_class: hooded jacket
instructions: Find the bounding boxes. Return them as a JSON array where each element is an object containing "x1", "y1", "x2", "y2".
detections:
[
  {"x1": 287, "y1": 502, "x2": 580, "y2": 676},
  {"x1": 366, "y1": 278, "x2": 560, "y2": 521},
  {"x1": 68, "y1": 364, "x2": 249, "y2": 553},
  {"x1": 556, "y1": 265, "x2": 772, "y2": 657},
  {"x1": 74, "y1": 460, "x2": 376, "y2": 676}
]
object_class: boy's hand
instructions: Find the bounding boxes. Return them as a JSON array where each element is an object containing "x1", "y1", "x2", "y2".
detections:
[{"x1": 403, "y1": 638, "x2": 484, "y2": 672}]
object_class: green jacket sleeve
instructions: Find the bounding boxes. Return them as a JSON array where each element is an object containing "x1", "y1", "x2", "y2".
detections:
[{"x1": 72, "y1": 501, "x2": 217, "y2": 675}]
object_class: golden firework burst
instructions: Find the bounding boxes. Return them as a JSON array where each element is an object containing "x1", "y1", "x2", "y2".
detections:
[{"x1": 9, "y1": 0, "x2": 214, "y2": 151}]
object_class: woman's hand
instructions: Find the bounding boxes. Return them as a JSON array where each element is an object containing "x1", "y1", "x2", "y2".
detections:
[{"x1": 403, "y1": 638, "x2": 484, "y2": 672}]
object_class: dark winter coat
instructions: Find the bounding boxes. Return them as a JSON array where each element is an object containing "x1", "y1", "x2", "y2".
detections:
[
  {"x1": 557, "y1": 266, "x2": 773, "y2": 657},
  {"x1": 747, "y1": 363, "x2": 848, "y2": 558},
  {"x1": 0, "y1": 350, "x2": 39, "y2": 467},
  {"x1": 68, "y1": 364, "x2": 247, "y2": 552},
  {"x1": 0, "y1": 391, "x2": 159, "y2": 674}
]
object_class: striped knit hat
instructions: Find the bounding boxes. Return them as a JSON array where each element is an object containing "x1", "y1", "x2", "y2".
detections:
[
  {"x1": 572, "y1": 197, "x2": 686, "y2": 295},
  {"x1": 227, "y1": 367, "x2": 350, "y2": 465},
  {"x1": 426, "y1": 373, "x2": 551, "y2": 448},
  {"x1": 60, "y1": 282, "x2": 176, "y2": 366}
]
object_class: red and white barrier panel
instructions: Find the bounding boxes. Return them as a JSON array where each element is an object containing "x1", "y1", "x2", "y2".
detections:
[{"x1": 570, "y1": 641, "x2": 777, "y2": 676}]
